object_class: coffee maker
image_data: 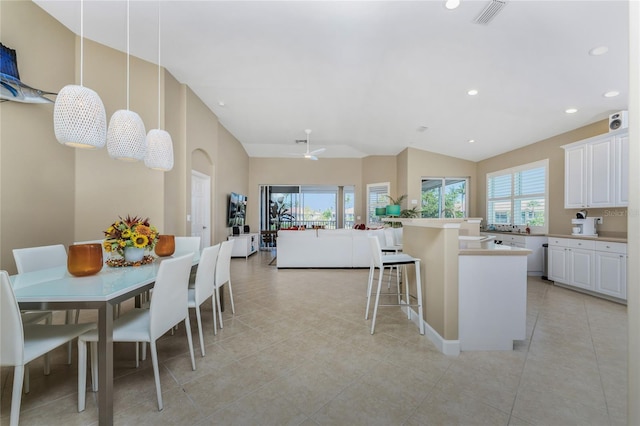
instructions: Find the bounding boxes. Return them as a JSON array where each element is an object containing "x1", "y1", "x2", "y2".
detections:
[{"x1": 571, "y1": 217, "x2": 601, "y2": 236}]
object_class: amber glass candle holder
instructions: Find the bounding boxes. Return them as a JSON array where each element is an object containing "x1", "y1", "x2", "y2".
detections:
[
  {"x1": 68, "y1": 243, "x2": 104, "y2": 277},
  {"x1": 155, "y1": 235, "x2": 175, "y2": 257}
]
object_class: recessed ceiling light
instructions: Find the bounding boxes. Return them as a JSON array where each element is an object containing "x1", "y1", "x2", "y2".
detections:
[
  {"x1": 565, "y1": 108, "x2": 578, "y2": 114},
  {"x1": 603, "y1": 91, "x2": 620, "y2": 98},
  {"x1": 468, "y1": 139, "x2": 475, "y2": 143},
  {"x1": 218, "y1": 101, "x2": 225, "y2": 107},
  {"x1": 589, "y1": 46, "x2": 608, "y2": 56},
  {"x1": 445, "y1": 0, "x2": 461, "y2": 10},
  {"x1": 467, "y1": 89, "x2": 478, "y2": 96}
]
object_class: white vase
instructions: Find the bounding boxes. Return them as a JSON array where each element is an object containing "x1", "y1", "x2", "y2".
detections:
[{"x1": 124, "y1": 247, "x2": 145, "y2": 263}]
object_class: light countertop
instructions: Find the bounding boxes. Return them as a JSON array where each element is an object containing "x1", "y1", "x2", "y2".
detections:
[
  {"x1": 459, "y1": 240, "x2": 532, "y2": 256},
  {"x1": 547, "y1": 234, "x2": 627, "y2": 243}
]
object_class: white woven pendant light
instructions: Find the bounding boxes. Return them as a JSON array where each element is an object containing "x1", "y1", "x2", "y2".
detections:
[
  {"x1": 144, "y1": 2, "x2": 174, "y2": 171},
  {"x1": 107, "y1": 0, "x2": 147, "y2": 161},
  {"x1": 145, "y1": 129, "x2": 174, "y2": 170},
  {"x1": 53, "y1": 0, "x2": 106, "y2": 149},
  {"x1": 107, "y1": 109, "x2": 147, "y2": 161}
]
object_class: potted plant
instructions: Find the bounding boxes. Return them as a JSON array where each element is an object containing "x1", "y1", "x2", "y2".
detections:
[{"x1": 384, "y1": 194, "x2": 407, "y2": 217}]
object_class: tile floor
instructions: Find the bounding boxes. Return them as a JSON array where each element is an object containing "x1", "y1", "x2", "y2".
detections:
[{"x1": 1, "y1": 250, "x2": 628, "y2": 425}]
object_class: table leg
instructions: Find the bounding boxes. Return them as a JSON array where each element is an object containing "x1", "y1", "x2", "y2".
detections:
[{"x1": 98, "y1": 303, "x2": 114, "y2": 425}]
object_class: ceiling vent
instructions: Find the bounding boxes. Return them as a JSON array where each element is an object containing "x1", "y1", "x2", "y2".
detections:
[{"x1": 474, "y1": 0, "x2": 507, "y2": 25}]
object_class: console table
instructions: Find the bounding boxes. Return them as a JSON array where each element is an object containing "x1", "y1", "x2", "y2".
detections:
[{"x1": 228, "y1": 233, "x2": 259, "y2": 258}]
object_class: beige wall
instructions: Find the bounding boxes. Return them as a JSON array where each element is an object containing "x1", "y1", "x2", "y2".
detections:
[
  {"x1": 0, "y1": 1, "x2": 76, "y2": 273},
  {"x1": 216, "y1": 125, "x2": 249, "y2": 242},
  {"x1": 476, "y1": 120, "x2": 627, "y2": 237},
  {"x1": 0, "y1": 1, "x2": 248, "y2": 273},
  {"x1": 404, "y1": 148, "x2": 478, "y2": 216},
  {"x1": 163, "y1": 71, "x2": 187, "y2": 236},
  {"x1": 361, "y1": 155, "x2": 397, "y2": 220},
  {"x1": 74, "y1": 40, "x2": 164, "y2": 241}
]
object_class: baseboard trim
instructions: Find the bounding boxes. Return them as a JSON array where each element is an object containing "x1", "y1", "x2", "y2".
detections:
[{"x1": 402, "y1": 304, "x2": 460, "y2": 356}]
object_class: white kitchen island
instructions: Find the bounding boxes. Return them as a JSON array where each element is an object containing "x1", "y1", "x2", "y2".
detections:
[
  {"x1": 387, "y1": 219, "x2": 531, "y2": 355},
  {"x1": 458, "y1": 240, "x2": 531, "y2": 351}
]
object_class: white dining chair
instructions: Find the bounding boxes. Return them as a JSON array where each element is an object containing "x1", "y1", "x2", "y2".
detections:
[
  {"x1": 365, "y1": 236, "x2": 424, "y2": 335},
  {"x1": 175, "y1": 236, "x2": 201, "y2": 260},
  {"x1": 213, "y1": 239, "x2": 235, "y2": 334},
  {"x1": 77, "y1": 253, "x2": 196, "y2": 412},
  {"x1": 188, "y1": 244, "x2": 220, "y2": 356},
  {"x1": 1, "y1": 271, "x2": 96, "y2": 426},
  {"x1": 175, "y1": 236, "x2": 201, "y2": 289},
  {"x1": 13, "y1": 244, "x2": 76, "y2": 364}
]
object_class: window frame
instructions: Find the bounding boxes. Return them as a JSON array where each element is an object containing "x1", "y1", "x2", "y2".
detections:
[
  {"x1": 366, "y1": 182, "x2": 390, "y2": 225},
  {"x1": 420, "y1": 177, "x2": 469, "y2": 219},
  {"x1": 486, "y1": 159, "x2": 549, "y2": 233}
]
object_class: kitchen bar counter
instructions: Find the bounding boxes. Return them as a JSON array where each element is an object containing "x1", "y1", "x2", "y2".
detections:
[{"x1": 393, "y1": 218, "x2": 529, "y2": 355}]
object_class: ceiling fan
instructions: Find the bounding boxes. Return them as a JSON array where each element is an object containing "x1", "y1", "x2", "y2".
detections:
[{"x1": 289, "y1": 129, "x2": 325, "y2": 160}]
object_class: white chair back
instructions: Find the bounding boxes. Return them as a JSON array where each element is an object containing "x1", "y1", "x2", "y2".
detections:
[
  {"x1": 384, "y1": 228, "x2": 396, "y2": 246},
  {"x1": 368, "y1": 236, "x2": 384, "y2": 268},
  {"x1": 194, "y1": 244, "x2": 220, "y2": 305},
  {"x1": 175, "y1": 237, "x2": 201, "y2": 260},
  {"x1": 215, "y1": 240, "x2": 234, "y2": 288},
  {"x1": 0, "y1": 271, "x2": 24, "y2": 366},
  {"x1": 149, "y1": 254, "x2": 193, "y2": 341},
  {"x1": 13, "y1": 244, "x2": 67, "y2": 274}
]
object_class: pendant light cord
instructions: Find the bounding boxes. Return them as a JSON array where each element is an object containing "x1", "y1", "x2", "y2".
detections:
[
  {"x1": 126, "y1": 0, "x2": 130, "y2": 110},
  {"x1": 157, "y1": 1, "x2": 162, "y2": 129},
  {"x1": 80, "y1": 0, "x2": 84, "y2": 86}
]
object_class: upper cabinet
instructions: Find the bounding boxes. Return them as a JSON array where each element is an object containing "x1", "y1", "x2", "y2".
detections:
[{"x1": 563, "y1": 130, "x2": 628, "y2": 209}]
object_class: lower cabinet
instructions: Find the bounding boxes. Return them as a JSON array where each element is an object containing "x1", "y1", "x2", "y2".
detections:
[
  {"x1": 548, "y1": 237, "x2": 626, "y2": 301},
  {"x1": 594, "y1": 241, "x2": 627, "y2": 299},
  {"x1": 228, "y1": 233, "x2": 259, "y2": 259}
]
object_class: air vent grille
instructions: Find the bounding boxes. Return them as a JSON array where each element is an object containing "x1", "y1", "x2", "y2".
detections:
[{"x1": 474, "y1": 0, "x2": 507, "y2": 25}]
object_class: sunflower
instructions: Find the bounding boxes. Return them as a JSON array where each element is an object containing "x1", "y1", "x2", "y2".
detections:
[
  {"x1": 103, "y1": 241, "x2": 112, "y2": 252},
  {"x1": 121, "y1": 229, "x2": 132, "y2": 238},
  {"x1": 132, "y1": 233, "x2": 149, "y2": 248}
]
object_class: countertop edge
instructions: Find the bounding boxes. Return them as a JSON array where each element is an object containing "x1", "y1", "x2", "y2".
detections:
[{"x1": 547, "y1": 234, "x2": 628, "y2": 243}]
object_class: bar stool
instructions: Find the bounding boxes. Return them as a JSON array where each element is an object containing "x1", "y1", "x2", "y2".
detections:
[{"x1": 366, "y1": 236, "x2": 424, "y2": 335}]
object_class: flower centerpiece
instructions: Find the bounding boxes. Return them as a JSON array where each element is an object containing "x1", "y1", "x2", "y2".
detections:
[{"x1": 103, "y1": 215, "x2": 159, "y2": 266}]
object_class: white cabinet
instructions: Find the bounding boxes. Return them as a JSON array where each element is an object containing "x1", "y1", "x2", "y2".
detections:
[
  {"x1": 563, "y1": 130, "x2": 628, "y2": 209},
  {"x1": 228, "y1": 233, "x2": 259, "y2": 259},
  {"x1": 548, "y1": 237, "x2": 626, "y2": 301},
  {"x1": 594, "y1": 241, "x2": 627, "y2": 299},
  {"x1": 564, "y1": 145, "x2": 587, "y2": 208},
  {"x1": 568, "y1": 245, "x2": 595, "y2": 290},
  {"x1": 615, "y1": 133, "x2": 629, "y2": 206},
  {"x1": 548, "y1": 241, "x2": 568, "y2": 282},
  {"x1": 586, "y1": 137, "x2": 614, "y2": 207}
]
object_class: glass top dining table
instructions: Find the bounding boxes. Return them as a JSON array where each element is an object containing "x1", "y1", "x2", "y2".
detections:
[{"x1": 10, "y1": 251, "x2": 199, "y2": 426}]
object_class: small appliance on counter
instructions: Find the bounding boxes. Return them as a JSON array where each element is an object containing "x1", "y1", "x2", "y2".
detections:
[{"x1": 571, "y1": 216, "x2": 602, "y2": 236}]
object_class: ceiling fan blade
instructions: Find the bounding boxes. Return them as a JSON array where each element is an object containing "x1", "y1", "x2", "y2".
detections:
[{"x1": 309, "y1": 148, "x2": 326, "y2": 155}]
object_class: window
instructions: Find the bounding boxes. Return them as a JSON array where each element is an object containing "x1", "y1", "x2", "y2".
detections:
[
  {"x1": 366, "y1": 182, "x2": 390, "y2": 224},
  {"x1": 260, "y1": 185, "x2": 353, "y2": 230},
  {"x1": 343, "y1": 186, "x2": 355, "y2": 229},
  {"x1": 487, "y1": 159, "x2": 548, "y2": 232},
  {"x1": 421, "y1": 178, "x2": 468, "y2": 218}
]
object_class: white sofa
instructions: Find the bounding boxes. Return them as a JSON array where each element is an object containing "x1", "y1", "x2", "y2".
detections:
[{"x1": 276, "y1": 228, "x2": 401, "y2": 268}]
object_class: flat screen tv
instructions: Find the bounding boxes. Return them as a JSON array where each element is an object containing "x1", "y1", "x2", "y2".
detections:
[{"x1": 227, "y1": 192, "x2": 247, "y2": 228}]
